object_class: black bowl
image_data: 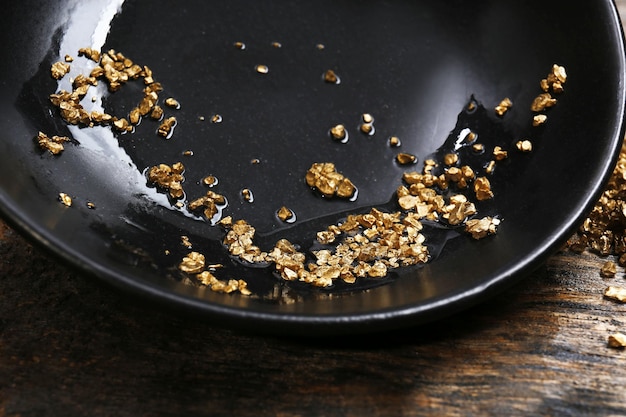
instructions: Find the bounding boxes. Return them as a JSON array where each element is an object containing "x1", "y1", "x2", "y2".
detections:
[{"x1": 0, "y1": 0, "x2": 624, "y2": 335}]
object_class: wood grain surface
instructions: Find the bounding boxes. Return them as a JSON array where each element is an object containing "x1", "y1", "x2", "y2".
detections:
[{"x1": 3, "y1": 3, "x2": 626, "y2": 417}]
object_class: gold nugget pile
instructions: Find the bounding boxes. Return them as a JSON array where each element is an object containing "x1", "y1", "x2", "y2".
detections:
[
  {"x1": 47, "y1": 47, "x2": 178, "y2": 141},
  {"x1": 44, "y1": 49, "x2": 569, "y2": 295},
  {"x1": 567, "y1": 141, "x2": 626, "y2": 348}
]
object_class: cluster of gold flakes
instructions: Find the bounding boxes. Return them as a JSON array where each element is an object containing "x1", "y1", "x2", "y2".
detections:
[
  {"x1": 568, "y1": 142, "x2": 626, "y2": 261},
  {"x1": 188, "y1": 190, "x2": 226, "y2": 219},
  {"x1": 396, "y1": 158, "x2": 497, "y2": 238},
  {"x1": 178, "y1": 251, "x2": 250, "y2": 295},
  {"x1": 305, "y1": 162, "x2": 356, "y2": 198},
  {"x1": 465, "y1": 217, "x2": 501, "y2": 239},
  {"x1": 147, "y1": 162, "x2": 185, "y2": 199},
  {"x1": 35, "y1": 131, "x2": 70, "y2": 155},
  {"x1": 221, "y1": 209, "x2": 429, "y2": 287},
  {"x1": 157, "y1": 116, "x2": 177, "y2": 138},
  {"x1": 360, "y1": 113, "x2": 375, "y2": 135},
  {"x1": 49, "y1": 48, "x2": 178, "y2": 136},
  {"x1": 531, "y1": 64, "x2": 567, "y2": 118},
  {"x1": 197, "y1": 271, "x2": 251, "y2": 295}
]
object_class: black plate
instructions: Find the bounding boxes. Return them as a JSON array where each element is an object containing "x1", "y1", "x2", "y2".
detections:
[{"x1": 0, "y1": 0, "x2": 624, "y2": 335}]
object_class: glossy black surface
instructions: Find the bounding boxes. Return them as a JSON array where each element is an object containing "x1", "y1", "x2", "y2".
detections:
[{"x1": 0, "y1": 0, "x2": 624, "y2": 335}]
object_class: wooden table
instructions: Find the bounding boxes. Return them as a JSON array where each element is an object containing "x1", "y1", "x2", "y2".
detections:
[{"x1": 3, "y1": 5, "x2": 626, "y2": 417}]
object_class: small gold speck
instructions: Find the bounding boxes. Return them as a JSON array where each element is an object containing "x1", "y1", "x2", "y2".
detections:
[
  {"x1": 164, "y1": 97, "x2": 180, "y2": 109},
  {"x1": 396, "y1": 153, "x2": 417, "y2": 165},
  {"x1": 234, "y1": 41, "x2": 246, "y2": 50},
  {"x1": 242, "y1": 188, "x2": 254, "y2": 202},
  {"x1": 324, "y1": 70, "x2": 339, "y2": 84},
  {"x1": 271, "y1": 41, "x2": 282, "y2": 48},
  {"x1": 516, "y1": 140, "x2": 533, "y2": 152},
  {"x1": 330, "y1": 124, "x2": 347, "y2": 140},
  {"x1": 389, "y1": 136, "x2": 401, "y2": 147},
  {"x1": 211, "y1": 114, "x2": 223, "y2": 123},
  {"x1": 443, "y1": 153, "x2": 459, "y2": 166},
  {"x1": 255, "y1": 65, "x2": 269, "y2": 74},
  {"x1": 181, "y1": 235, "x2": 192, "y2": 249},
  {"x1": 472, "y1": 143, "x2": 484, "y2": 153},
  {"x1": 360, "y1": 123, "x2": 374, "y2": 135},
  {"x1": 202, "y1": 175, "x2": 217, "y2": 187},
  {"x1": 277, "y1": 206, "x2": 294, "y2": 222},
  {"x1": 58, "y1": 193, "x2": 72, "y2": 207}
]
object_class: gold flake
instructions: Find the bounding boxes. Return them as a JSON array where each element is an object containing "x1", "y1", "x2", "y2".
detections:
[
  {"x1": 36, "y1": 131, "x2": 70, "y2": 155},
  {"x1": 465, "y1": 217, "x2": 500, "y2": 239},
  {"x1": 151, "y1": 106, "x2": 164, "y2": 120},
  {"x1": 360, "y1": 123, "x2": 374, "y2": 135},
  {"x1": 474, "y1": 177, "x2": 494, "y2": 201},
  {"x1": 202, "y1": 175, "x2": 217, "y2": 187},
  {"x1": 530, "y1": 93, "x2": 557, "y2": 112},
  {"x1": 305, "y1": 162, "x2": 356, "y2": 199},
  {"x1": 330, "y1": 124, "x2": 347, "y2": 140},
  {"x1": 211, "y1": 114, "x2": 223, "y2": 123},
  {"x1": 157, "y1": 116, "x2": 177, "y2": 137},
  {"x1": 608, "y1": 333, "x2": 626, "y2": 348},
  {"x1": 179, "y1": 251, "x2": 205, "y2": 274},
  {"x1": 255, "y1": 65, "x2": 269, "y2": 74},
  {"x1": 51, "y1": 61, "x2": 71, "y2": 80},
  {"x1": 516, "y1": 140, "x2": 533, "y2": 152},
  {"x1": 443, "y1": 153, "x2": 458, "y2": 166},
  {"x1": 234, "y1": 41, "x2": 246, "y2": 50},
  {"x1": 324, "y1": 70, "x2": 339, "y2": 84},
  {"x1": 147, "y1": 162, "x2": 185, "y2": 199},
  {"x1": 605, "y1": 286, "x2": 626, "y2": 303},
  {"x1": 242, "y1": 188, "x2": 254, "y2": 202},
  {"x1": 493, "y1": 146, "x2": 508, "y2": 161},
  {"x1": 389, "y1": 136, "x2": 401, "y2": 147},
  {"x1": 533, "y1": 114, "x2": 547, "y2": 126},
  {"x1": 58, "y1": 193, "x2": 72, "y2": 207},
  {"x1": 494, "y1": 97, "x2": 512, "y2": 116},
  {"x1": 396, "y1": 153, "x2": 417, "y2": 165},
  {"x1": 189, "y1": 190, "x2": 226, "y2": 219},
  {"x1": 600, "y1": 261, "x2": 617, "y2": 278},
  {"x1": 164, "y1": 97, "x2": 180, "y2": 109},
  {"x1": 277, "y1": 206, "x2": 294, "y2": 222},
  {"x1": 181, "y1": 235, "x2": 192, "y2": 249}
]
